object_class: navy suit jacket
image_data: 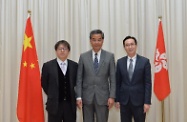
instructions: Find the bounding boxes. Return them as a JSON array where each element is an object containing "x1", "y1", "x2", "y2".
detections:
[{"x1": 116, "y1": 54, "x2": 152, "y2": 106}]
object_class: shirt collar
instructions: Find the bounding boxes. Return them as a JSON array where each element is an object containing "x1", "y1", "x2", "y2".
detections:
[
  {"x1": 128, "y1": 54, "x2": 137, "y2": 61},
  {"x1": 56, "y1": 58, "x2": 68, "y2": 65},
  {"x1": 92, "y1": 49, "x2": 101, "y2": 56}
]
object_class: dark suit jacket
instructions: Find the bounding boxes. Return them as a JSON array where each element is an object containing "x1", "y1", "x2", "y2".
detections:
[
  {"x1": 41, "y1": 59, "x2": 78, "y2": 115},
  {"x1": 116, "y1": 54, "x2": 152, "y2": 106}
]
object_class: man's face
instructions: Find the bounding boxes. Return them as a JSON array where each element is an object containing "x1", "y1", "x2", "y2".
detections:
[
  {"x1": 90, "y1": 34, "x2": 104, "y2": 52},
  {"x1": 55, "y1": 44, "x2": 69, "y2": 61},
  {"x1": 124, "y1": 38, "x2": 137, "y2": 57}
]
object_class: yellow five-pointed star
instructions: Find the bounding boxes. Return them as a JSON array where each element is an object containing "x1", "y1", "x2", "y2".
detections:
[
  {"x1": 23, "y1": 61, "x2": 27, "y2": 67},
  {"x1": 24, "y1": 34, "x2": 32, "y2": 51},
  {"x1": 30, "y1": 63, "x2": 35, "y2": 69}
]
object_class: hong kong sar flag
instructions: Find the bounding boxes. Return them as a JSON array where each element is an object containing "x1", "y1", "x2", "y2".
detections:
[{"x1": 154, "y1": 20, "x2": 171, "y2": 101}]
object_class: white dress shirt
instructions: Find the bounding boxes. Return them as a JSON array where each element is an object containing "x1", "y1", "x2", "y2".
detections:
[
  {"x1": 127, "y1": 55, "x2": 137, "y2": 71},
  {"x1": 92, "y1": 50, "x2": 101, "y2": 63},
  {"x1": 57, "y1": 58, "x2": 68, "y2": 75}
]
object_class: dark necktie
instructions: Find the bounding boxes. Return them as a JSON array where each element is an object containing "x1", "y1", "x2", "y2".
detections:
[
  {"x1": 94, "y1": 53, "x2": 98, "y2": 73},
  {"x1": 128, "y1": 59, "x2": 133, "y2": 81}
]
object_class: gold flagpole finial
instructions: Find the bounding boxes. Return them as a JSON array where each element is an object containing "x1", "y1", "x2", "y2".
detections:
[
  {"x1": 158, "y1": 16, "x2": 162, "y2": 20},
  {"x1": 28, "y1": 10, "x2": 31, "y2": 15}
]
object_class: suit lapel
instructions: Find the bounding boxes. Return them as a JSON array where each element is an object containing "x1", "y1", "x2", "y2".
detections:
[
  {"x1": 52, "y1": 59, "x2": 59, "y2": 86},
  {"x1": 88, "y1": 49, "x2": 105, "y2": 75},
  {"x1": 123, "y1": 56, "x2": 128, "y2": 74},
  {"x1": 67, "y1": 60, "x2": 73, "y2": 87},
  {"x1": 131, "y1": 55, "x2": 140, "y2": 82},
  {"x1": 122, "y1": 56, "x2": 131, "y2": 82},
  {"x1": 87, "y1": 50, "x2": 95, "y2": 73},
  {"x1": 96, "y1": 50, "x2": 105, "y2": 74}
]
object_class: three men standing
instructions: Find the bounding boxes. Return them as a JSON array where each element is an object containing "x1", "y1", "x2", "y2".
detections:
[{"x1": 41, "y1": 33, "x2": 152, "y2": 122}]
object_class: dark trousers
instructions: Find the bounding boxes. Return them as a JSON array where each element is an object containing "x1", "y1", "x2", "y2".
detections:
[
  {"x1": 48, "y1": 101, "x2": 75, "y2": 122},
  {"x1": 120, "y1": 101, "x2": 146, "y2": 122}
]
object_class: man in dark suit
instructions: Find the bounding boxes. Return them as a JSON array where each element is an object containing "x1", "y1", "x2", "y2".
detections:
[
  {"x1": 41, "y1": 40, "x2": 78, "y2": 122},
  {"x1": 76, "y1": 29, "x2": 116, "y2": 122},
  {"x1": 115, "y1": 36, "x2": 152, "y2": 122}
]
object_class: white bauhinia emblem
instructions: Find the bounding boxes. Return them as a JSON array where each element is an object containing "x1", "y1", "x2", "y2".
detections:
[{"x1": 155, "y1": 49, "x2": 168, "y2": 73}]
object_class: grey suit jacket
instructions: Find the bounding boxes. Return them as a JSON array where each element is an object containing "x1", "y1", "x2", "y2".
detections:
[{"x1": 76, "y1": 49, "x2": 116, "y2": 105}]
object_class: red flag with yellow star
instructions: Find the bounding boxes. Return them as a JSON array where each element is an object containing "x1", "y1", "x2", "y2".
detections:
[{"x1": 17, "y1": 15, "x2": 44, "y2": 122}]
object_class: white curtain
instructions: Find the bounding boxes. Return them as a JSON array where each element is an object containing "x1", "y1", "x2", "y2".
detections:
[{"x1": 0, "y1": 0, "x2": 187, "y2": 122}]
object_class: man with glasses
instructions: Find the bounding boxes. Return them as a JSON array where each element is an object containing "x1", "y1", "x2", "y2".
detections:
[
  {"x1": 41, "y1": 40, "x2": 78, "y2": 122},
  {"x1": 115, "y1": 36, "x2": 152, "y2": 122}
]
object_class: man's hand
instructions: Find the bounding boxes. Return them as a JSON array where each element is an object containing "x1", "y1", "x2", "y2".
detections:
[
  {"x1": 108, "y1": 98, "x2": 114, "y2": 109},
  {"x1": 115, "y1": 102, "x2": 120, "y2": 109},
  {"x1": 76, "y1": 99, "x2": 82, "y2": 109},
  {"x1": 144, "y1": 104, "x2": 150, "y2": 113}
]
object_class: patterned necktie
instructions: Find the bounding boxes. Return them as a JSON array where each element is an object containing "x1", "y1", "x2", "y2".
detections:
[
  {"x1": 93, "y1": 53, "x2": 99, "y2": 73},
  {"x1": 128, "y1": 59, "x2": 133, "y2": 81}
]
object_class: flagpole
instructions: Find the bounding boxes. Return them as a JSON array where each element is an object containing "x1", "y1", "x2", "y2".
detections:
[
  {"x1": 158, "y1": 16, "x2": 165, "y2": 122},
  {"x1": 161, "y1": 101, "x2": 165, "y2": 122},
  {"x1": 17, "y1": 9, "x2": 45, "y2": 122}
]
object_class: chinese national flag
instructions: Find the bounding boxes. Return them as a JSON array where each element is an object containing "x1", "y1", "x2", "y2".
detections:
[
  {"x1": 154, "y1": 20, "x2": 171, "y2": 101},
  {"x1": 17, "y1": 15, "x2": 44, "y2": 122}
]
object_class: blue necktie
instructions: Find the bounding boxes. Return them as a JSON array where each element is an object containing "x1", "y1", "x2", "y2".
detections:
[
  {"x1": 94, "y1": 53, "x2": 98, "y2": 73},
  {"x1": 128, "y1": 59, "x2": 133, "y2": 81}
]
